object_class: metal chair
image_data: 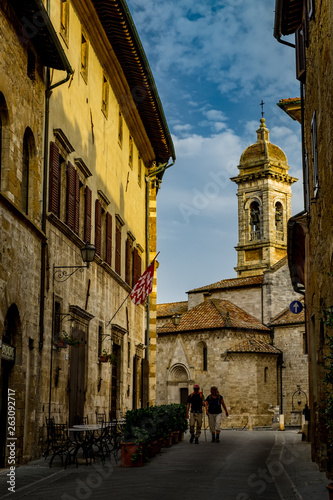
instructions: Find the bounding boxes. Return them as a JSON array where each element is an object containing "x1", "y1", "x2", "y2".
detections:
[
  {"x1": 74, "y1": 415, "x2": 89, "y2": 425},
  {"x1": 48, "y1": 423, "x2": 76, "y2": 468},
  {"x1": 96, "y1": 412, "x2": 106, "y2": 424}
]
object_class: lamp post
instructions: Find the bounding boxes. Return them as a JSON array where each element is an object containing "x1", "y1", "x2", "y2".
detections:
[
  {"x1": 53, "y1": 242, "x2": 96, "y2": 282},
  {"x1": 172, "y1": 314, "x2": 181, "y2": 326}
]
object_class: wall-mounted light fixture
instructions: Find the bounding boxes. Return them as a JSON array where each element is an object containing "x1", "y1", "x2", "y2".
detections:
[
  {"x1": 53, "y1": 242, "x2": 96, "y2": 282},
  {"x1": 171, "y1": 314, "x2": 181, "y2": 326}
]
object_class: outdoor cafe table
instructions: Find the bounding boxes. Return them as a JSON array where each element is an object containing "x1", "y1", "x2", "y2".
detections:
[{"x1": 67, "y1": 424, "x2": 106, "y2": 464}]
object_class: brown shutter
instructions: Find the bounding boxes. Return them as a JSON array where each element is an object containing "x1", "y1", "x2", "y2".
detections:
[
  {"x1": 125, "y1": 238, "x2": 131, "y2": 285},
  {"x1": 95, "y1": 199, "x2": 102, "y2": 256},
  {"x1": 132, "y1": 247, "x2": 142, "y2": 286},
  {"x1": 106, "y1": 212, "x2": 112, "y2": 266},
  {"x1": 74, "y1": 170, "x2": 80, "y2": 235},
  {"x1": 115, "y1": 225, "x2": 121, "y2": 275},
  {"x1": 48, "y1": 141, "x2": 60, "y2": 215},
  {"x1": 84, "y1": 186, "x2": 92, "y2": 243},
  {"x1": 66, "y1": 162, "x2": 75, "y2": 230}
]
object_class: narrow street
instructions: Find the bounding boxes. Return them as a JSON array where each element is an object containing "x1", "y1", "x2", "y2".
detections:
[{"x1": 0, "y1": 430, "x2": 329, "y2": 500}]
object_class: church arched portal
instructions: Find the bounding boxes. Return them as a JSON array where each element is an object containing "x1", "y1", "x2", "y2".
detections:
[{"x1": 167, "y1": 363, "x2": 191, "y2": 404}]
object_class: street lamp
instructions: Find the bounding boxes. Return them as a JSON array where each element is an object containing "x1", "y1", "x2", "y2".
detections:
[
  {"x1": 53, "y1": 242, "x2": 96, "y2": 282},
  {"x1": 171, "y1": 314, "x2": 181, "y2": 326}
]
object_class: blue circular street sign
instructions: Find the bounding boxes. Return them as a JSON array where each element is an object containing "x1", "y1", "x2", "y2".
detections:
[{"x1": 289, "y1": 300, "x2": 303, "y2": 314}]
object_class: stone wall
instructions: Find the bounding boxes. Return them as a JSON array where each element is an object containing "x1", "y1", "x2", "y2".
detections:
[
  {"x1": 273, "y1": 323, "x2": 308, "y2": 425},
  {"x1": 156, "y1": 329, "x2": 278, "y2": 428}
]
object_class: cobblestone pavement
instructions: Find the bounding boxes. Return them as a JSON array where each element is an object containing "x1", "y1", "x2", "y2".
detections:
[{"x1": 0, "y1": 430, "x2": 330, "y2": 500}]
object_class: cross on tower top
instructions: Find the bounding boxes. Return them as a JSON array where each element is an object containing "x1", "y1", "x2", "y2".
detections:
[{"x1": 260, "y1": 100, "x2": 265, "y2": 118}]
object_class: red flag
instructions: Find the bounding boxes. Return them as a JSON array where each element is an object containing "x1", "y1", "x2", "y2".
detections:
[{"x1": 130, "y1": 260, "x2": 155, "y2": 305}]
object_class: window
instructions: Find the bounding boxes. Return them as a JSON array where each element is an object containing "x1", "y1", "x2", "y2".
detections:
[
  {"x1": 27, "y1": 49, "x2": 36, "y2": 80},
  {"x1": 264, "y1": 367, "x2": 268, "y2": 383},
  {"x1": 115, "y1": 222, "x2": 122, "y2": 275},
  {"x1": 125, "y1": 236, "x2": 133, "y2": 286},
  {"x1": 311, "y1": 111, "x2": 319, "y2": 197},
  {"x1": 275, "y1": 202, "x2": 283, "y2": 240},
  {"x1": 66, "y1": 162, "x2": 80, "y2": 234},
  {"x1": 102, "y1": 75, "x2": 109, "y2": 117},
  {"x1": 106, "y1": 212, "x2": 112, "y2": 267},
  {"x1": 98, "y1": 325, "x2": 103, "y2": 357},
  {"x1": 304, "y1": 150, "x2": 310, "y2": 212},
  {"x1": 21, "y1": 131, "x2": 30, "y2": 214},
  {"x1": 138, "y1": 156, "x2": 142, "y2": 187},
  {"x1": 95, "y1": 199, "x2": 102, "y2": 257},
  {"x1": 296, "y1": 24, "x2": 306, "y2": 83},
  {"x1": 48, "y1": 142, "x2": 61, "y2": 216},
  {"x1": 84, "y1": 186, "x2": 92, "y2": 243},
  {"x1": 60, "y1": 0, "x2": 69, "y2": 43},
  {"x1": 249, "y1": 201, "x2": 261, "y2": 240},
  {"x1": 118, "y1": 112, "x2": 123, "y2": 146},
  {"x1": 203, "y1": 346, "x2": 207, "y2": 371},
  {"x1": 129, "y1": 136, "x2": 133, "y2": 169},
  {"x1": 132, "y1": 247, "x2": 142, "y2": 286},
  {"x1": 81, "y1": 30, "x2": 88, "y2": 82}
]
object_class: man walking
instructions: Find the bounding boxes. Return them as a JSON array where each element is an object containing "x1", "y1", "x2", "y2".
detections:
[
  {"x1": 205, "y1": 386, "x2": 228, "y2": 443},
  {"x1": 186, "y1": 384, "x2": 204, "y2": 444}
]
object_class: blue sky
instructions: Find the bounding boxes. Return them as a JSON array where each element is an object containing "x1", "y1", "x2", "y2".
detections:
[{"x1": 126, "y1": 0, "x2": 302, "y2": 304}]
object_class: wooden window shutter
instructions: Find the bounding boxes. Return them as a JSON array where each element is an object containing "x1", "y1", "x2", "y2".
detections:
[
  {"x1": 66, "y1": 162, "x2": 75, "y2": 230},
  {"x1": 74, "y1": 170, "x2": 80, "y2": 235},
  {"x1": 296, "y1": 24, "x2": 306, "y2": 82},
  {"x1": 132, "y1": 247, "x2": 141, "y2": 286},
  {"x1": 95, "y1": 199, "x2": 102, "y2": 256},
  {"x1": 125, "y1": 238, "x2": 131, "y2": 285},
  {"x1": 48, "y1": 141, "x2": 60, "y2": 215},
  {"x1": 84, "y1": 186, "x2": 92, "y2": 243},
  {"x1": 106, "y1": 212, "x2": 112, "y2": 266},
  {"x1": 115, "y1": 225, "x2": 121, "y2": 275}
]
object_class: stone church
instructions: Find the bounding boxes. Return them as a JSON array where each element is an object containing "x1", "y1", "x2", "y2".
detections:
[{"x1": 156, "y1": 118, "x2": 308, "y2": 428}]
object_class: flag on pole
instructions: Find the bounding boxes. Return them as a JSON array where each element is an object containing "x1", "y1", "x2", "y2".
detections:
[{"x1": 130, "y1": 259, "x2": 156, "y2": 305}]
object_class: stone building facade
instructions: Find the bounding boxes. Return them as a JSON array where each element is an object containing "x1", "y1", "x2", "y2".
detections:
[
  {"x1": 0, "y1": 0, "x2": 174, "y2": 465},
  {"x1": 274, "y1": 0, "x2": 333, "y2": 476},
  {"x1": 156, "y1": 119, "x2": 307, "y2": 429}
]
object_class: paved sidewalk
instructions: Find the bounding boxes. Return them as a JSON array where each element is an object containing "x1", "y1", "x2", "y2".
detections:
[{"x1": 0, "y1": 430, "x2": 330, "y2": 500}]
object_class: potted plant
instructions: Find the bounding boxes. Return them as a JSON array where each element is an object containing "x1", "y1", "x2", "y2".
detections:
[
  {"x1": 120, "y1": 427, "x2": 150, "y2": 467},
  {"x1": 99, "y1": 349, "x2": 117, "y2": 364},
  {"x1": 54, "y1": 331, "x2": 81, "y2": 348}
]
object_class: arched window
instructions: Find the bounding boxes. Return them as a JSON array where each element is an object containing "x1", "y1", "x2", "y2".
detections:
[
  {"x1": 250, "y1": 201, "x2": 261, "y2": 240},
  {"x1": 21, "y1": 132, "x2": 30, "y2": 214},
  {"x1": 203, "y1": 346, "x2": 207, "y2": 371},
  {"x1": 275, "y1": 202, "x2": 283, "y2": 233}
]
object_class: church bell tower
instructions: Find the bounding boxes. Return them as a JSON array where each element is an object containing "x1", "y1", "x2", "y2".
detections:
[{"x1": 231, "y1": 117, "x2": 297, "y2": 277}]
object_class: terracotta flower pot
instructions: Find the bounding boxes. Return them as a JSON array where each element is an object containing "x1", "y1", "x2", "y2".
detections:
[
  {"x1": 120, "y1": 442, "x2": 143, "y2": 467},
  {"x1": 172, "y1": 431, "x2": 179, "y2": 444},
  {"x1": 327, "y1": 483, "x2": 333, "y2": 500},
  {"x1": 99, "y1": 355, "x2": 108, "y2": 362}
]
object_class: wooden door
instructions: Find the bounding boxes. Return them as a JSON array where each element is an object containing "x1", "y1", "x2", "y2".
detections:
[
  {"x1": 110, "y1": 344, "x2": 119, "y2": 420},
  {"x1": 69, "y1": 326, "x2": 86, "y2": 426}
]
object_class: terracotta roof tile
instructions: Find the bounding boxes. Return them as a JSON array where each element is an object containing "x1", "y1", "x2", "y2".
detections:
[
  {"x1": 270, "y1": 301, "x2": 305, "y2": 325},
  {"x1": 187, "y1": 275, "x2": 264, "y2": 294},
  {"x1": 157, "y1": 301, "x2": 188, "y2": 317},
  {"x1": 228, "y1": 338, "x2": 280, "y2": 354},
  {"x1": 157, "y1": 299, "x2": 270, "y2": 334}
]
